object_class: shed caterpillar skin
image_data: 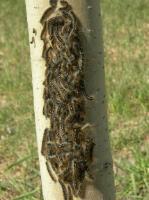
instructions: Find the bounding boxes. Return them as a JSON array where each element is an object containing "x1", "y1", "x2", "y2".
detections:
[{"x1": 41, "y1": 0, "x2": 95, "y2": 199}]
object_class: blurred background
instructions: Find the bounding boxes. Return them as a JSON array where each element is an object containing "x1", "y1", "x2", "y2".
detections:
[{"x1": 0, "y1": 0, "x2": 148, "y2": 199}]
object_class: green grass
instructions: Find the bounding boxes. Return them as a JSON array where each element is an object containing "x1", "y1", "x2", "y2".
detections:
[
  {"x1": 0, "y1": 0, "x2": 40, "y2": 199},
  {"x1": 101, "y1": 0, "x2": 149, "y2": 199},
  {"x1": 0, "y1": 0, "x2": 148, "y2": 199}
]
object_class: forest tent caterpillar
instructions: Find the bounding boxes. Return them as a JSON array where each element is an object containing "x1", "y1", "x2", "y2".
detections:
[{"x1": 41, "y1": 1, "x2": 95, "y2": 199}]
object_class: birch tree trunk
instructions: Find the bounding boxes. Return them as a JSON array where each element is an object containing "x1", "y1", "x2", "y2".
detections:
[{"x1": 25, "y1": 0, "x2": 115, "y2": 199}]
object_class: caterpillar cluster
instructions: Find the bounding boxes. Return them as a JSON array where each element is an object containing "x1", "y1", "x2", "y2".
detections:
[{"x1": 40, "y1": 1, "x2": 95, "y2": 199}]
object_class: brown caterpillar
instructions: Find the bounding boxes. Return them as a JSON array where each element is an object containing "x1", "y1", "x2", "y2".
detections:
[{"x1": 41, "y1": 0, "x2": 95, "y2": 199}]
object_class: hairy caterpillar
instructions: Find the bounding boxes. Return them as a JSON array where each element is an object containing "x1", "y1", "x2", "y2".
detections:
[{"x1": 41, "y1": 0, "x2": 95, "y2": 199}]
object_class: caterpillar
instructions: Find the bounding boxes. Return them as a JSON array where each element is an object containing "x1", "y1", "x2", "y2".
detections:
[{"x1": 41, "y1": 0, "x2": 95, "y2": 199}]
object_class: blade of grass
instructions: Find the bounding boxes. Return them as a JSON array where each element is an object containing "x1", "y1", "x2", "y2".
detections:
[
  {"x1": 131, "y1": 173, "x2": 137, "y2": 195},
  {"x1": 6, "y1": 155, "x2": 31, "y2": 170},
  {"x1": 12, "y1": 188, "x2": 38, "y2": 200}
]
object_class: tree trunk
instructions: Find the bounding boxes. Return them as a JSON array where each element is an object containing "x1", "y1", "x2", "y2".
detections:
[{"x1": 25, "y1": 0, "x2": 115, "y2": 199}]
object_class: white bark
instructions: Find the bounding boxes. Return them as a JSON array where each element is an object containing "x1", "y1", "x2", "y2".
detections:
[{"x1": 25, "y1": 0, "x2": 115, "y2": 199}]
